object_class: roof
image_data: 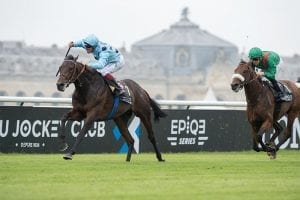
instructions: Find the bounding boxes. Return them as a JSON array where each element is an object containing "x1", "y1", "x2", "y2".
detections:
[{"x1": 133, "y1": 8, "x2": 236, "y2": 48}]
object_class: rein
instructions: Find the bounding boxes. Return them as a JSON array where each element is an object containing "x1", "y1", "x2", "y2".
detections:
[
  {"x1": 243, "y1": 75, "x2": 259, "y2": 86},
  {"x1": 67, "y1": 61, "x2": 86, "y2": 87}
]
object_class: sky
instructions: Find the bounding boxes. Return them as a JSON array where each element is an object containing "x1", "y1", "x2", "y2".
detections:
[{"x1": 0, "y1": 0, "x2": 299, "y2": 56}]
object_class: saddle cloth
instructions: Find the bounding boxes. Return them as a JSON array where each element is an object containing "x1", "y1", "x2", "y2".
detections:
[
  {"x1": 119, "y1": 82, "x2": 132, "y2": 105},
  {"x1": 109, "y1": 81, "x2": 132, "y2": 105},
  {"x1": 261, "y1": 77, "x2": 293, "y2": 102}
]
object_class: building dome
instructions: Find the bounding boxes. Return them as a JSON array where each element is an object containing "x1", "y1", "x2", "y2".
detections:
[
  {"x1": 131, "y1": 7, "x2": 238, "y2": 76},
  {"x1": 133, "y1": 7, "x2": 236, "y2": 47}
]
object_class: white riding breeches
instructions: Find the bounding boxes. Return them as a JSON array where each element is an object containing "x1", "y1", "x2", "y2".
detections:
[{"x1": 97, "y1": 55, "x2": 125, "y2": 76}]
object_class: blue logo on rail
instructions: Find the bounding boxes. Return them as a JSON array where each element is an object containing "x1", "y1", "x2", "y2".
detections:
[{"x1": 112, "y1": 124, "x2": 141, "y2": 153}]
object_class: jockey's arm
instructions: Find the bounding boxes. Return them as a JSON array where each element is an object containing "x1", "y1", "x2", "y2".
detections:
[
  {"x1": 88, "y1": 51, "x2": 110, "y2": 70},
  {"x1": 73, "y1": 40, "x2": 85, "y2": 48},
  {"x1": 264, "y1": 60, "x2": 277, "y2": 79}
]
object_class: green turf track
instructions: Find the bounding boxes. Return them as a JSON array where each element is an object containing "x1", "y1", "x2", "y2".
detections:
[{"x1": 0, "y1": 151, "x2": 299, "y2": 200}]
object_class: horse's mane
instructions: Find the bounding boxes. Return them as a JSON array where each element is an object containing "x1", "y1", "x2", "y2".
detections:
[
  {"x1": 239, "y1": 59, "x2": 263, "y2": 84},
  {"x1": 65, "y1": 54, "x2": 77, "y2": 61},
  {"x1": 240, "y1": 59, "x2": 247, "y2": 64},
  {"x1": 64, "y1": 54, "x2": 96, "y2": 74},
  {"x1": 240, "y1": 59, "x2": 256, "y2": 71}
]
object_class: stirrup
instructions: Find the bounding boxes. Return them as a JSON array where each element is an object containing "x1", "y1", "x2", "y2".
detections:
[{"x1": 275, "y1": 93, "x2": 284, "y2": 102}]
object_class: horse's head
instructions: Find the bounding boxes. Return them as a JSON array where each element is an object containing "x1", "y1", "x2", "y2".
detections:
[
  {"x1": 231, "y1": 60, "x2": 256, "y2": 92},
  {"x1": 56, "y1": 55, "x2": 86, "y2": 92}
]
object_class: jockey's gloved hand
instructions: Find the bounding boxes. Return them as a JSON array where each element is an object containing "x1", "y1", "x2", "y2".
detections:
[
  {"x1": 256, "y1": 71, "x2": 264, "y2": 77},
  {"x1": 68, "y1": 41, "x2": 74, "y2": 48}
]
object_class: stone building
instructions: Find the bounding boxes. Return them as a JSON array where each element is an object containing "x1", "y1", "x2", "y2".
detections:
[{"x1": 0, "y1": 8, "x2": 298, "y2": 103}]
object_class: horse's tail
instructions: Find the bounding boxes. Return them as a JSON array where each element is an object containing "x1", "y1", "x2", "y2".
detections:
[{"x1": 149, "y1": 97, "x2": 168, "y2": 122}]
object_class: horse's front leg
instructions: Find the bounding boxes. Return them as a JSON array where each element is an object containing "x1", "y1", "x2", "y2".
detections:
[
  {"x1": 268, "y1": 122, "x2": 283, "y2": 146},
  {"x1": 58, "y1": 109, "x2": 84, "y2": 151},
  {"x1": 58, "y1": 111, "x2": 72, "y2": 151},
  {"x1": 63, "y1": 116, "x2": 94, "y2": 160},
  {"x1": 250, "y1": 127, "x2": 264, "y2": 152},
  {"x1": 265, "y1": 121, "x2": 283, "y2": 158},
  {"x1": 114, "y1": 117, "x2": 134, "y2": 162},
  {"x1": 257, "y1": 120, "x2": 274, "y2": 152}
]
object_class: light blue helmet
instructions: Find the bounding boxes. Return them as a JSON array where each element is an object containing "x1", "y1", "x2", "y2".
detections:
[{"x1": 83, "y1": 34, "x2": 99, "y2": 48}]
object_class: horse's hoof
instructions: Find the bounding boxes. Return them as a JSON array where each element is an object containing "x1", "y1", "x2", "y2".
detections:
[
  {"x1": 59, "y1": 143, "x2": 68, "y2": 151},
  {"x1": 63, "y1": 153, "x2": 73, "y2": 160},
  {"x1": 267, "y1": 151, "x2": 277, "y2": 159},
  {"x1": 157, "y1": 156, "x2": 165, "y2": 162},
  {"x1": 266, "y1": 142, "x2": 276, "y2": 159},
  {"x1": 253, "y1": 147, "x2": 260, "y2": 152}
]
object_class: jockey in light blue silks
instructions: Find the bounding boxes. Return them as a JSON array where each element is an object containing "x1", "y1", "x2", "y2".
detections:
[{"x1": 68, "y1": 34, "x2": 124, "y2": 95}]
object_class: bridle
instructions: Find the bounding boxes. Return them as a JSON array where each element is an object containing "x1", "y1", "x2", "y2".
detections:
[
  {"x1": 232, "y1": 63, "x2": 259, "y2": 88},
  {"x1": 56, "y1": 46, "x2": 86, "y2": 87},
  {"x1": 57, "y1": 60, "x2": 86, "y2": 87}
]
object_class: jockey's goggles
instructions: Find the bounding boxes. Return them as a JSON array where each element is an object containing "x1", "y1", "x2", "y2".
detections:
[{"x1": 84, "y1": 42, "x2": 93, "y2": 49}]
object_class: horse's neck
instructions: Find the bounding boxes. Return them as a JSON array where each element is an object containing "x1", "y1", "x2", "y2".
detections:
[
  {"x1": 75, "y1": 70, "x2": 107, "y2": 95},
  {"x1": 244, "y1": 79, "x2": 267, "y2": 105}
]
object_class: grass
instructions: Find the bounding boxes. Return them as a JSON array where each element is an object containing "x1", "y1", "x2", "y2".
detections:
[{"x1": 0, "y1": 151, "x2": 300, "y2": 200}]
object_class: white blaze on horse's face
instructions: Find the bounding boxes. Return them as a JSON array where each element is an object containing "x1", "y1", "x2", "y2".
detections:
[
  {"x1": 231, "y1": 73, "x2": 245, "y2": 92},
  {"x1": 232, "y1": 73, "x2": 245, "y2": 82},
  {"x1": 295, "y1": 82, "x2": 300, "y2": 89}
]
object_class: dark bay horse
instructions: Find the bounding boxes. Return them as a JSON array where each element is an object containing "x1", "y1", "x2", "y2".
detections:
[
  {"x1": 56, "y1": 55, "x2": 167, "y2": 162},
  {"x1": 231, "y1": 60, "x2": 300, "y2": 159}
]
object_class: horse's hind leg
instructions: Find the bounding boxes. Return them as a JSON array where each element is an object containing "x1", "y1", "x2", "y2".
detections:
[
  {"x1": 114, "y1": 117, "x2": 134, "y2": 162},
  {"x1": 138, "y1": 114, "x2": 164, "y2": 162},
  {"x1": 275, "y1": 111, "x2": 298, "y2": 151}
]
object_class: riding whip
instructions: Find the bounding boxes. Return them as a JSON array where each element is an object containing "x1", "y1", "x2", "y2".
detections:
[{"x1": 56, "y1": 46, "x2": 72, "y2": 77}]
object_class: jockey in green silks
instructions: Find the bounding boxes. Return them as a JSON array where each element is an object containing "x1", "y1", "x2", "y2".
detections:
[{"x1": 248, "y1": 47, "x2": 284, "y2": 101}]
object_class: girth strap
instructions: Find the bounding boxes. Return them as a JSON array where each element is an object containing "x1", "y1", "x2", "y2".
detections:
[{"x1": 106, "y1": 95, "x2": 120, "y2": 120}]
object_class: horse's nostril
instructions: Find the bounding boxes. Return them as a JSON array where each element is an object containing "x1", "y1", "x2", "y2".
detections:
[
  {"x1": 231, "y1": 83, "x2": 237, "y2": 90},
  {"x1": 56, "y1": 83, "x2": 66, "y2": 91}
]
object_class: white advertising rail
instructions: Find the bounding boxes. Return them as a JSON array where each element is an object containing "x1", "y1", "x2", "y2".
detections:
[
  {"x1": 0, "y1": 96, "x2": 247, "y2": 108},
  {"x1": 0, "y1": 96, "x2": 71, "y2": 104}
]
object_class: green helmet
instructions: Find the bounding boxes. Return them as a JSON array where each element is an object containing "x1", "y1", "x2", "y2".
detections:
[{"x1": 248, "y1": 47, "x2": 263, "y2": 59}]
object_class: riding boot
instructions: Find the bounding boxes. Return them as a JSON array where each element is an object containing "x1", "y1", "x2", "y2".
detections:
[
  {"x1": 269, "y1": 78, "x2": 284, "y2": 102},
  {"x1": 104, "y1": 74, "x2": 123, "y2": 96}
]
